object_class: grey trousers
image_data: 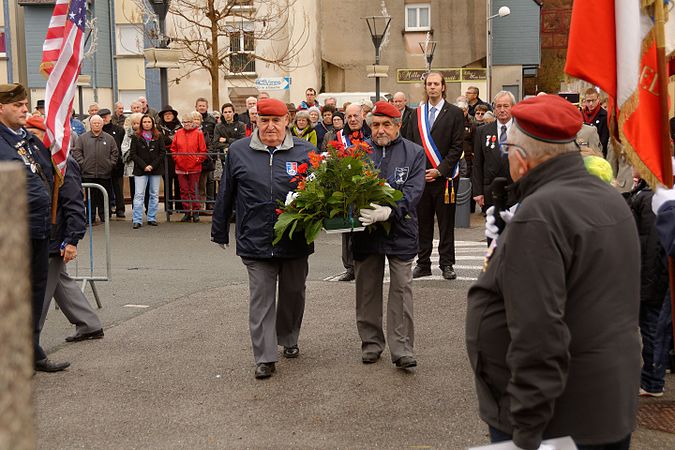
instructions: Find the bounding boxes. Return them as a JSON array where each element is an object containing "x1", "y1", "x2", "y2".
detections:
[
  {"x1": 241, "y1": 256, "x2": 309, "y2": 364},
  {"x1": 39, "y1": 257, "x2": 102, "y2": 334},
  {"x1": 342, "y1": 234, "x2": 354, "y2": 272},
  {"x1": 355, "y1": 254, "x2": 415, "y2": 362}
]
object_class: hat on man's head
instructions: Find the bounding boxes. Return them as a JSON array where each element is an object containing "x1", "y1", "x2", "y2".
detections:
[
  {"x1": 36, "y1": 99, "x2": 45, "y2": 109},
  {"x1": 371, "y1": 101, "x2": 401, "y2": 119},
  {"x1": 511, "y1": 94, "x2": 583, "y2": 143},
  {"x1": 25, "y1": 115, "x2": 46, "y2": 131},
  {"x1": 257, "y1": 98, "x2": 288, "y2": 116},
  {"x1": 98, "y1": 108, "x2": 112, "y2": 117},
  {"x1": 0, "y1": 83, "x2": 27, "y2": 104}
]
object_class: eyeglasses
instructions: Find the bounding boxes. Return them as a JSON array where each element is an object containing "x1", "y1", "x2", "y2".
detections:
[
  {"x1": 500, "y1": 142, "x2": 528, "y2": 157},
  {"x1": 475, "y1": 112, "x2": 485, "y2": 116}
]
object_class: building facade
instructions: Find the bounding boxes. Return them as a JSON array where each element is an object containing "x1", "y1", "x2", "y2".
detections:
[{"x1": 4, "y1": 0, "x2": 542, "y2": 114}]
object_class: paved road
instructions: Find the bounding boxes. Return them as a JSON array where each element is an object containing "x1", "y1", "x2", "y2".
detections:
[{"x1": 35, "y1": 215, "x2": 675, "y2": 449}]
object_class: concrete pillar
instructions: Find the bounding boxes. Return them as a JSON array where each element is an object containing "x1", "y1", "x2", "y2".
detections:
[{"x1": 0, "y1": 163, "x2": 35, "y2": 450}]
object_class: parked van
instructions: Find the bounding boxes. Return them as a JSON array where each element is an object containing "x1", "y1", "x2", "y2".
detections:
[{"x1": 317, "y1": 92, "x2": 390, "y2": 109}]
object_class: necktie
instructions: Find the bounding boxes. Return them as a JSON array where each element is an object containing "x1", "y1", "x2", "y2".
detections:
[
  {"x1": 429, "y1": 106, "x2": 437, "y2": 128},
  {"x1": 500, "y1": 125, "x2": 507, "y2": 145},
  {"x1": 267, "y1": 146, "x2": 276, "y2": 155}
]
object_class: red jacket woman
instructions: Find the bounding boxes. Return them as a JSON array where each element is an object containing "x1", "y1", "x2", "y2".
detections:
[{"x1": 170, "y1": 115, "x2": 207, "y2": 221}]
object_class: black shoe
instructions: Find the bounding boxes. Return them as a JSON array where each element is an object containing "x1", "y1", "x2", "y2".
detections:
[
  {"x1": 395, "y1": 356, "x2": 417, "y2": 369},
  {"x1": 180, "y1": 214, "x2": 192, "y2": 222},
  {"x1": 133, "y1": 223, "x2": 141, "y2": 229},
  {"x1": 362, "y1": 352, "x2": 381, "y2": 364},
  {"x1": 35, "y1": 358, "x2": 70, "y2": 372},
  {"x1": 441, "y1": 265, "x2": 457, "y2": 280},
  {"x1": 192, "y1": 214, "x2": 200, "y2": 223},
  {"x1": 116, "y1": 212, "x2": 126, "y2": 218},
  {"x1": 254, "y1": 362, "x2": 276, "y2": 379},
  {"x1": 65, "y1": 328, "x2": 104, "y2": 342},
  {"x1": 147, "y1": 221, "x2": 158, "y2": 226},
  {"x1": 412, "y1": 266, "x2": 432, "y2": 278},
  {"x1": 283, "y1": 345, "x2": 299, "y2": 358},
  {"x1": 338, "y1": 270, "x2": 355, "y2": 282}
]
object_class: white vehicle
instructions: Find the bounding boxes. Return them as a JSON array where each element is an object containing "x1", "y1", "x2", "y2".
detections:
[{"x1": 317, "y1": 92, "x2": 390, "y2": 108}]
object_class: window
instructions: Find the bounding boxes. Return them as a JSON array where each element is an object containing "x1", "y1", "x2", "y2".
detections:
[
  {"x1": 405, "y1": 4, "x2": 431, "y2": 31},
  {"x1": 229, "y1": 29, "x2": 255, "y2": 74},
  {"x1": 116, "y1": 24, "x2": 143, "y2": 56},
  {"x1": 0, "y1": 30, "x2": 6, "y2": 57},
  {"x1": 232, "y1": 0, "x2": 254, "y2": 9}
]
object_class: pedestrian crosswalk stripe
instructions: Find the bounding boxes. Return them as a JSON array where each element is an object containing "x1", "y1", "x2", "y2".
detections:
[{"x1": 325, "y1": 239, "x2": 485, "y2": 283}]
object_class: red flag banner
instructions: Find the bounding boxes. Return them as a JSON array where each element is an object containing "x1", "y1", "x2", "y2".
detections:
[
  {"x1": 41, "y1": 0, "x2": 87, "y2": 182},
  {"x1": 565, "y1": 0, "x2": 672, "y2": 187}
]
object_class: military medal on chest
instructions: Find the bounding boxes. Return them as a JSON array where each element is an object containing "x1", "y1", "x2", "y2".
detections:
[{"x1": 490, "y1": 135, "x2": 497, "y2": 149}]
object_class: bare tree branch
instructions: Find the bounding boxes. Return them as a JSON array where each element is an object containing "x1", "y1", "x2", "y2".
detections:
[{"x1": 131, "y1": 0, "x2": 310, "y2": 106}]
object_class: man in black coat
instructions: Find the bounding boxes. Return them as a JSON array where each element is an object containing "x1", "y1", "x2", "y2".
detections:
[
  {"x1": 100, "y1": 108, "x2": 126, "y2": 218},
  {"x1": 392, "y1": 91, "x2": 415, "y2": 132},
  {"x1": 0, "y1": 83, "x2": 69, "y2": 372},
  {"x1": 581, "y1": 87, "x2": 609, "y2": 157},
  {"x1": 471, "y1": 91, "x2": 516, "y2": 212},
  {"x1": 402, "y1": 72, "x2": 465, "y2": 280}
]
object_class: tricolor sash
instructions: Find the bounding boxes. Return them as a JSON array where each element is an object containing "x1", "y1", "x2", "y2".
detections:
[
  {"x1": 337, "y1": 129, "x2": 351, "y2": 148},
  {"x1": 417, "y1": 103, "x2": 443, "y2": 168},
  {"x1": 417, "y1": 103, "x2": 460, "y2": 204}
]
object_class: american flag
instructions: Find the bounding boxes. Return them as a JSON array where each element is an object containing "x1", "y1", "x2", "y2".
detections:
[{"x1": 40, "y1": 0, "x2": 87, "y2": 181}]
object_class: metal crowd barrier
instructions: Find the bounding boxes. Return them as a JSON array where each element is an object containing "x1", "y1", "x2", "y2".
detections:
[
  {"x1": 163, "y1": 151, "x2": 223, "y2": 222},
  {"x1": 71, "y1": 182, "x2": 112, "y2": 309}
]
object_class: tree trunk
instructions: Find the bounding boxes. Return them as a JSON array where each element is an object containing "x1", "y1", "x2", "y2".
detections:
[{"x1": 0, "y1": 163, "x2": 36, "y2": 450}]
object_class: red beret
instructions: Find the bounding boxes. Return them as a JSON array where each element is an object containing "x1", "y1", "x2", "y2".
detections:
[
  {"x1": 25, "y1": 115, "x2": 46, "y2": 131},
  {"x1": 511, "y1": 94, "x2": 583, "y2": 143},
  {"x1": 371, "y1": 101, "x2": 401, "y2": 119},
  {"x1": 257, "y1": 98, "x2": 288, "y2": 116}
]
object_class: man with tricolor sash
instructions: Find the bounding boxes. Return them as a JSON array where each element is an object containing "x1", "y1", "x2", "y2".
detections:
[{"x1": 402, "y1": 72, "x2": 465, "y2": 280}]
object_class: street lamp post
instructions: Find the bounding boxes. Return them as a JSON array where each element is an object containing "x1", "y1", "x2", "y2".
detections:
[
  {"x1": 149, "y1": 0, "x2": 171, "y2": 107},
  {"x1": 419, "y1": 32, "x2": 438, "y2": 73},
  {"x1": 486, "y1": 1, "x2": 511, "y2": 101},
  {"x1": 364, "y1": 16, "x2": 391, "y2": 102}
]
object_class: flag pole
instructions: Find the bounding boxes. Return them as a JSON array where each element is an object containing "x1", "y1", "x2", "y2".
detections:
[{"x1": 653, "y1": 0, "x2": 675, "y2": 353}]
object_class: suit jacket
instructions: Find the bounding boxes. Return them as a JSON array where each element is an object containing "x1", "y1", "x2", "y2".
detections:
[
  {"x1": 471, "y1": 121, "x2": 512, "y2": 207},
  {"x1": 401, "y1": 105, "x2": 415, "y2": 133},
  {"x1": 403, "y1": 101, "x2": 464, "y2": 179}
]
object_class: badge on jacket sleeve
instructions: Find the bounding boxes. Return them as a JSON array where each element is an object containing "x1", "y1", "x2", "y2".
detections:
[
  {"x1": 394, "y1": 167, "x2": 410, "y2": 184},
  {"x1": 286, "y1": 162, "x2": 298, "y2": 176}
]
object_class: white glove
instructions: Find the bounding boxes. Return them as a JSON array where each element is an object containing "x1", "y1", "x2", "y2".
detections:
[
  {"x1": 215, "y1": 243, "x2": 229, "y2": 250},
  {"x1": 484, "y1": 205, "x2": 517, "y2": 240},
  {"x1": 359, "y1": 203, "x2": 392, "y2": 226},
  {"x1": 652, "y1": 186, "x2": 675, "y2": 215}
]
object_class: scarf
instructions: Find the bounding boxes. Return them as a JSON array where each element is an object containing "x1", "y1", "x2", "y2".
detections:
[
  {"x1": 582, "y1": 104, "x2": 602, "y2": 125},
  {"x1": 142, "y1": 130, "x2": 153, "y2": 143}
]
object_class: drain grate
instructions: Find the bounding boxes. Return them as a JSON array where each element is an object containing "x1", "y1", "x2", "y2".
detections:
[{"x1": 638, "y1": 401, "x2": 675, "y2": 434}]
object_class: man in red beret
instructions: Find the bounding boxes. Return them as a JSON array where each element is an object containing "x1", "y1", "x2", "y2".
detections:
[
  {"x1": 350, "y1": 101, "x2": 425, "y2": 369},
  {"x1": 211, "y1": 98, "x2": 315, "y2": 380},
  {"x1": 466, "y1": 94, "x2": 641, "y2": 449}
]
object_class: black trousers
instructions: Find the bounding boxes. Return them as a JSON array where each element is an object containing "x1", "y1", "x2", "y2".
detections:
[
  {"x1": 30, "y1": 238, "x2": 49, "y2": 361},
  {"x1": 110, "y1": 174, "x2": 126, "y2": 215},
  {"x1": 416, "y1": 178, "x2": 456, "y2": 268},
  {"x1": 83, "y1": 177, "x2": 112, "y2": 222}
]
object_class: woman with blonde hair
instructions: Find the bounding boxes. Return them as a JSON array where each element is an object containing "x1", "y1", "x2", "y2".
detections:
[
  {"x1": 121, "y1": 112, "x2": 144, "y2": 203},
  {"x1": 170, "y1": 112, "x2": 207, "y2": 222},
  {"x1": 291, "y1": 110, "x2": 318, "y2": 146}
]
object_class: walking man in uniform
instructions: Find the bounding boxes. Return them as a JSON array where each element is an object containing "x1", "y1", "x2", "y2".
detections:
[
  {"x1": 404, "y1": 72, "x2": 465, "y2": 280},
  {"x1": 353, "y1": 101, "x2": 425, "y2": 369},
  {"x1": 0, "y1": 83, "x2": 70, "y2": 372},
  {"x1": 211, "y1": 99, "x2": 314, "y2": 380}
]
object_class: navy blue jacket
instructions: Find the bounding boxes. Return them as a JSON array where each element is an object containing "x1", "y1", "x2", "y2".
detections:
[
  {"x1": 211, "y1": 131, "x2": 315, "y2": 259},
  {"x1": 352, "y1": 135, "x2": 425, "y2": 260},
  {"x1": 49, "y1": 158, "x2": 86, "y2": 255},
  {"x1": 0, "y1": 124, "x2": 53, "y2": 239},
  {"x1": 656, "y1": 199, "x2": 675, "y2": 257}
]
